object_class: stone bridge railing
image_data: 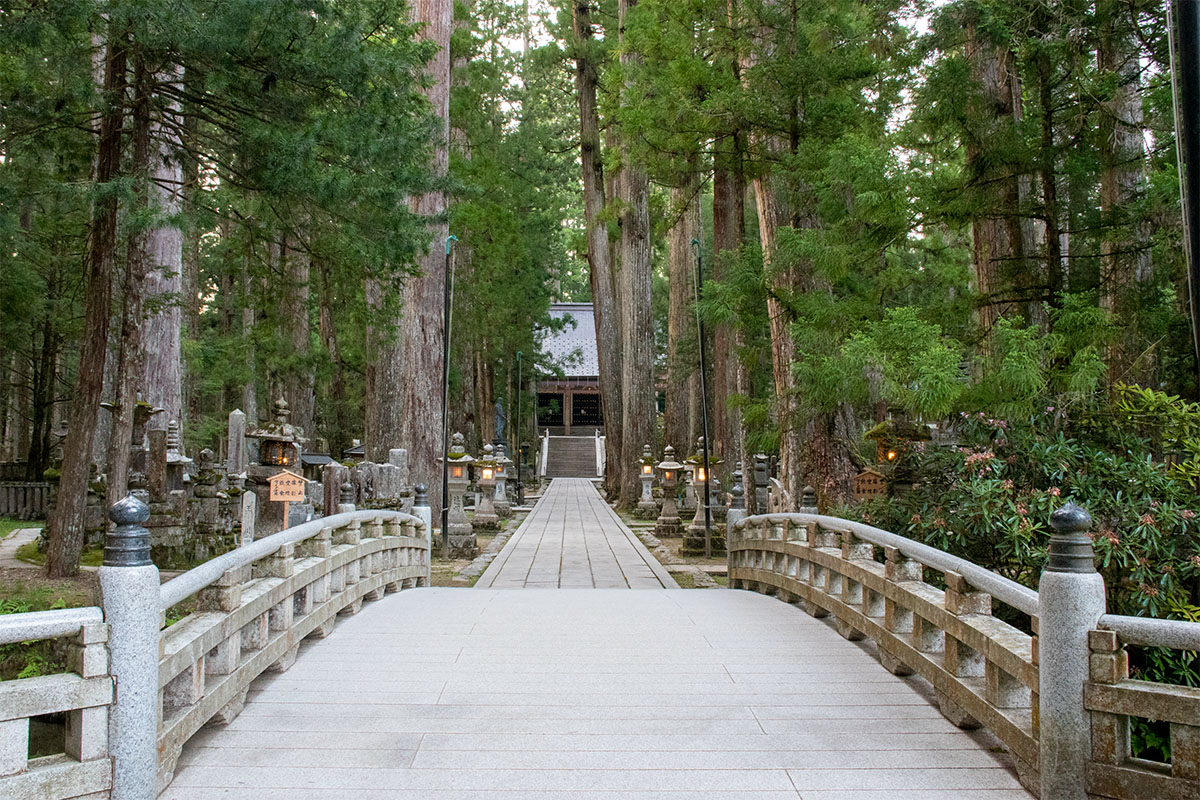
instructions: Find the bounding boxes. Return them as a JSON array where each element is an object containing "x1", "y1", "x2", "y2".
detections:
[
  {"x1": 728, "y1": 506, "x2": 1200, "y2": 800},
  {"x1": 0, "y1": 496, "x2": 430, "y2": 800},
  {"x1": 0, "y1": 607, "x2": 111, "y2": 799}
]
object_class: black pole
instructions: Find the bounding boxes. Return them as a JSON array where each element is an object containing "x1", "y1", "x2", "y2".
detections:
[
  {"x1": 1175, "y1": 1, "x2": 1200, "y2": 391},
  {"x1": 515, "y1": 350, "x2": 523, "y2": 506},
  {"x1": 691, "y1": 238, "x2": 713, "y2": 558},
  {"x1": 441, "y1": 235, "x2": 457, "y2": 558}
]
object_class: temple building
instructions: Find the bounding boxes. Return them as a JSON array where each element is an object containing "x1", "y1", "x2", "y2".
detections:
[{"x1": 537, "y1": 303, "x2": 603, "y2": 436}]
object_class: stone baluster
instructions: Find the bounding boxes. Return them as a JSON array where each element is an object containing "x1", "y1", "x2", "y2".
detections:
[
  {"x1": 99, "y1": 494, "x2": 160, "y2": 800},
  {"x1": 880, "y1": 546, "x2": 920, "y2": 676},
  {"x1": 943, "y1": 571, "x2": 990, "y2": 677},
  {"x1": 1084, "y1": 629, "x2": 1128, "y2": 780},
  {"x1": 64, "y1": 623, "x2": 109, "y2": 765}
]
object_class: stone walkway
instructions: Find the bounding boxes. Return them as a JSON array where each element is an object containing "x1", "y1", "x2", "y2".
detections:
[
  {"x1": 0, "y1": 526, "x2": 41, "y2": 568},
  {"x1": 164, "y1": 589, "x2": 1032, "y2": 799},
  {"x1": 476, "y1": 478, "x2": 677, "y2": 589}
]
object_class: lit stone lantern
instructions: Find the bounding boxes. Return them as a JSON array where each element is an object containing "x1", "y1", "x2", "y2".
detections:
[
  {"x1": 635, "y1": 444, "x2": 658, "y2": 519},
  {"x1": 246, "y1": 399, "x2": 306, "y2": 540},
  {"x1": 474, "y1": 444, "x2": 500, "y2": 530},
  {"x1": 439, "y1": 432, "x2": 477, "y2": 558},
  {"x1": 863, "y1": 408, "x2": 931, "y2": 498},
  {"x1": 655, "y1": 445, "x2": 685, "y2": 539},
  {"x1": 494, "y1": 443, "x2": 512, "y2": 519},
  {"x1": 684, "y1": 438, "x2": 724, "y2": 556}
]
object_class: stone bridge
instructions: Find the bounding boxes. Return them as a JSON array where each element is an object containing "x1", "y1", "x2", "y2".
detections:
[{"x1": 2, "y1": 478, "x2": 1199, "y2": 800}]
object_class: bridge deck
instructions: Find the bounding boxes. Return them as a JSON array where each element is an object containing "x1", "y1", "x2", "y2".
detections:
[
  {"x1": 477, "y1": 478, "x2": 676, "y2": 588},
  {"x1": 164, "y1": 483, "x2": 1033, "y2": 799}
]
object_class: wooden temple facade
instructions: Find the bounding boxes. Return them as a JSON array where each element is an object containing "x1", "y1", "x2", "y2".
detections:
[{"x1": 537, "y1": 303, "x2": 603, "y2": 436}]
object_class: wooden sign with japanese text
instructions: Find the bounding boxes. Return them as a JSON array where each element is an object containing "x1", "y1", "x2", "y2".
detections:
[
  {"x1": 268, "y1": 470, "x2": 308, "y2": 502},
  {"x1": 853, "y1": 469, "x2": 887, "y2": 500}
]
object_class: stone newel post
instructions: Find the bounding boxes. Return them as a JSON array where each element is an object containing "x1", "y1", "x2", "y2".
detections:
[
  {"x1": 413, "y1": 483, "x2": 432, "y2": 541},
  {"x1": 1038, "y1": 502, "x2": 1106, "y2": 800},
  {"x1": 99, "y1": 495, "x2": 160, "y2": 800}
]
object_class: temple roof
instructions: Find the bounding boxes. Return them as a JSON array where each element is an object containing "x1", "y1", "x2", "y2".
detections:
[{"x1": 543, "y1": 303, "x2": 599, "y2": 378}]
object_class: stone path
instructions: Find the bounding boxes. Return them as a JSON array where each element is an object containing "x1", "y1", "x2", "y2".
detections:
[
  {"x1": 164, "y1": 589, "x2": 1032, "y2": 799},
  {"x1": 0, "y1": 527, "x2": 41, "y2": 568},
  {"x1": 476, "y1": 478, "x2": 677, "y2": 589}
]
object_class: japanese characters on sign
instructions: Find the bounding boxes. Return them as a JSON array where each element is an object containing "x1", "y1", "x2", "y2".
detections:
[
  {"x1": 853, "y1": 469, "x2": 887, "y2": 500},
  {"x1": 268, "y1": 470, "x2": 308, "y2": 502}
]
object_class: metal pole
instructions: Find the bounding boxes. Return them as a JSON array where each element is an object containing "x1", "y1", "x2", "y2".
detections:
[
  {"x1": 441, "y1": 235, "x2": 458, "y2": 559},
  {"x1": 1173, "y1": 1, "x2": 1200, "y2": 391},
  {"x1": 516, "y1": 351, "x2": 523, "y2": 506},
  {"x1": 691, "y1": 238, "x2": 713, "y2": 558}
]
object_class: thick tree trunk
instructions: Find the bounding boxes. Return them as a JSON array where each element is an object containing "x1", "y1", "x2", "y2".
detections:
[
  {"x1": 281, "y1": 234, "x2": 314, "y2": 441},
  {"x1": 141, "y1": 63, "x2": 184, "y2": 438},
  {"x1": 46, "y1": 30, "x2": 125, "y2": 577},
  {"x1": 1099, "y1": 3, "x2": 1152, "y2": 384},
  {"x1": 664, "y1": 182, "x2": 699, "y2": 455},
  {"x1": 574, "y1": 1, "x2": 622, "y2": 496},
  {"x1": 713, "y1": 133, "x2": 746, "y2": 472},
  {"x1": 965, "y1": 18, "x2": 1036, "y2": 351},
  {"x1": 316, "y1": 258, "x2": 350, "y2": 459},
  {"x1": 393, "y1": 0, "x2": 452, "y2": 514},
  {"x1": 616, "y1": 0, "x2": 655, "y2": 509},
  {"x1": 751, "y1": 165, "x2": 805, "y2": 512},
  {"x1": 240, "y1": 253, "x2": 257, "y2": 425},
  {"x1": 107, "y1": 54, "x2": 154, "y2": 511}
]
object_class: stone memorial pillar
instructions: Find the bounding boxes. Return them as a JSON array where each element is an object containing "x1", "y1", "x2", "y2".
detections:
[{"x1": 226, "y1": 409, "x2": 247, "y2": 476}]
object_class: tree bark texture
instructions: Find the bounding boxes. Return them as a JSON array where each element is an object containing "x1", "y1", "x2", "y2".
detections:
[
  {"x1": 106, "y1": 53, "x2": 154, "y2": 512},
  {"x1": 751, "y1": 164, "x2": 805, "y2": 512},
  {"x1": 574, "y1": 1, "x2": 623, "y2": 497},
  {"x1": 964, "y1": 19, "x2": 1038, "y2": 351},
  {"x1": 616, "y1": 0, "x2": 656, "y2": 509},
  {"x1": 396, "y1": 0, "x2": 452, "y2": 515},
  {"x1": 1098, "y1": 3, "x2": 1152, "y2": 384},
  {"x1": 281, "y1": 234, "x2": 315, "y2": 441},
  {"x1": 47, "y1": 30, "x2": 126, "y2": 576},
  {"x1": 664, "y1": 182, "x2": 699, "y2": 456},
  {"x1": 140, "y1": 63, "x2": 184, "y2": 438},
  {"x1": 713, "y1": 135, "x2": 746, "y2": 474},
  {"x1": 317, "y1": 259, "x2": 351, "y2": 459}
]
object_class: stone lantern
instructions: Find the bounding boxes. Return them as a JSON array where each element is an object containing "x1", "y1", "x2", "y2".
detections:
[
  {"x1": 635, "y1": 444, "x2": 658, "y2": 519},
  {"x1": 474, "y1": 444, "x2": 500, "y2": 530},
  {"x1": 246, "y1": 399, "x2": 306, "y2": 540},
  {"x1": 439, "y1": 432, "x2": 477, "y2": 558},
  {"x1": 494, "y1": 443, "x2": 512, "y2": 519},
  {"x1": 655, "y1": 446, "x2": 685, "y2": 538}
]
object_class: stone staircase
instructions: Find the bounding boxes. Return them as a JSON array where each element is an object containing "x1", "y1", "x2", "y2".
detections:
[{"x1": 544, "y1": 436, "x2": 598, "y2": 478}]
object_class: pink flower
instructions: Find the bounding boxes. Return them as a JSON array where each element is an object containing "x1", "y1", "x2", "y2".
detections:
[
  {"x1": 1002, "y1": 479, "x2": 1014, "y2": 491},
  {"x1": 1140, "y1": 513, "x2": 1156, "y2": 526},
  {"x1": 1139, "y1": 583, "x2": 1160, "y2": 598},
  {"x1": 1191, "y1": 555, "x2": 1200, "y2": 569},
  {"x1": 1016, "y1": 503, "x2": 1028, "y2": 516},
  {"x1": 910, "y1": 513, "x2": 922, "y2": 524},
  {"x1": 1183, "y1": 510, "x2": 1195, "y2": 520},
  {"x1": 1048, "y1": 487, "x2": 1061, "y2": 497}
]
